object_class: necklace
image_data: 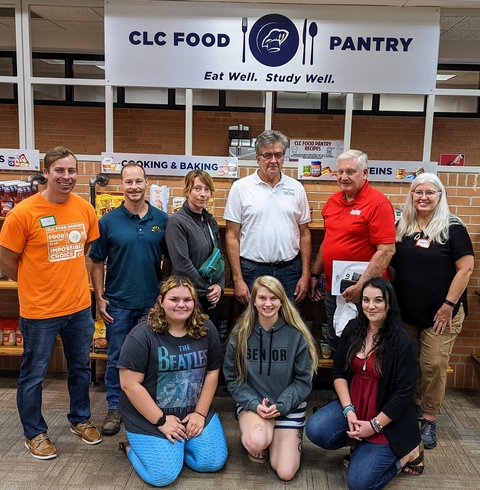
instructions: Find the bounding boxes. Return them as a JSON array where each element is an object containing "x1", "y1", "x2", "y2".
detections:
[
  {"x1": 362, "y1": 345, "x2": 375, "y2": 371},
  {"x1": 414, "y1": 220, "x2": 430, "y2": 241}
]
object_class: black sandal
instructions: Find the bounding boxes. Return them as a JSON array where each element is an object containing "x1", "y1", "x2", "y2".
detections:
[
  {"x1": 343, "y1": 447, "x2": 353, "y2": 470},
  {"x1": 403, "y1": 441, "x2": 425, "y2": 475},
  {"x1": 118, "y1": 441, "x2": 129, "y2": 455}
]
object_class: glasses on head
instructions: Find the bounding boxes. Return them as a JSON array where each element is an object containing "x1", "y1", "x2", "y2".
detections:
[
  {"x1": 413, "y1": 190, "x2": 439, "y2": 197},
  {"x1": 258, "y1": 152, "x2": 285, "y2": 160}
]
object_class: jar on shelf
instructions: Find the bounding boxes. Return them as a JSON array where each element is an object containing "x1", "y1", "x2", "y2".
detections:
[
  {"x1": 15, "y1": 329, "x2": 23, "y2": 347},
  {"x1": 3, "y1": 327, "x2": 16, "y2": 347}
]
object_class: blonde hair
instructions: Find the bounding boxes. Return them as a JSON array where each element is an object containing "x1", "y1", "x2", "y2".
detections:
[
  {"x1": 229, "y1": 276, "x2": 318, "y2": 383},
  {"x1": 396, "y1": 173, "x2": 463, "y2": 244},
  {"x1": 148, "y1": 276, "x2": 208, "y2": 339}
]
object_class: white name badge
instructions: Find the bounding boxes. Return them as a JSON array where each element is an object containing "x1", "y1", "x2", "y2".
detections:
[{"x1": 415, "y1": 238, "x2": 431, "y2": 249}]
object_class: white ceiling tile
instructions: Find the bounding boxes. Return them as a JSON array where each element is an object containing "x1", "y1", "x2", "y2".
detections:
[
  {"x1": 440, "y1": 16, "x2": 467, "y2": 29},
  {"x1": 30, "y1": 6, "x2": 103, "y2": 22},
  {"x1": 55, "y1": 21, "x2": 104, "y2": 32},
  {"x1": 0, "y1": 18, "x2": 14, "y2": 28},
  {"x1": 92, "y1": 8, "x2": 104, "y2": 19},
  {"x1": 30, "y1": 18, "x2": 65, "y2": 32},
  {"x1": 441, "y1": 28, "x2": 480, "y2": 40},
  {"x1": 451, "y1": 16, "x2": 480, "y2": 29}
]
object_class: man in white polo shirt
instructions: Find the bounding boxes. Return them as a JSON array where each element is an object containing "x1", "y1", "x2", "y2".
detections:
[{"x1": 224, "y1": 129, "x2": 311, "y2": 305}]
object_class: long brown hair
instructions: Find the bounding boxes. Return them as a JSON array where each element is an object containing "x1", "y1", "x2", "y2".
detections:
[{"x1": 148, "y1": 276, "x2": 208, "y2": 339}]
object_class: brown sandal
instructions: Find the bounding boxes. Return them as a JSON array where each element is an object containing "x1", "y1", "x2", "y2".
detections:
[
  {"x1": 247, "y1": 449, "x2": 268, "y2": 463},
  {"x1": 403, "y1": 441, "x2": 425, "y2": 475}
]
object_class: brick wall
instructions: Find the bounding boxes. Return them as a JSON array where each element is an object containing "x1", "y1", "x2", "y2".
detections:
[
  {"x1": 1, "y1": 104, "x2": 480, "y2": 387},
  {"x1": 3, "y1": 104, "x2": 480, "y2": 164}
]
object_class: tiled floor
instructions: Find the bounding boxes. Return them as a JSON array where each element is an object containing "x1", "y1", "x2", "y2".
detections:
[{"x1": 0, "y1": 371, "x2": 479, "y2": 489}]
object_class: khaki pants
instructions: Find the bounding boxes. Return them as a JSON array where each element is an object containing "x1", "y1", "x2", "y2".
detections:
[{"x1": 403, "y1": 304, "x2": 464, "y2": 416}]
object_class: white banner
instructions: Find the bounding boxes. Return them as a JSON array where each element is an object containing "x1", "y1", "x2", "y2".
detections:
[
  {"x1": 100, "y1": 153, "x2": 238, "y2": 178},
  {"x1": 297, "y1": 159, "x2": 438, "y2": 182},
  {"x1": 0, "y1": 149, "x2": 40, "y2": 171},
  {"x1": 105, "y1": 1, "x2": 440, "y2": 94}
]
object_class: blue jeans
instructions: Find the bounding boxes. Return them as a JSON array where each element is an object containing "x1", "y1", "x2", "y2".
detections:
[
  {"x1": 306, "y1": 400, "x2": 401, "y2": 490},
  {"x1": 240, "y1": 255, "x2": 302, "y2": 303},
  {"x1": 105, "y1": 305, "x2": 150, "y2": 409},
  {"x1": 18, "y1": 307, "x2": 94, "y2": 439}
]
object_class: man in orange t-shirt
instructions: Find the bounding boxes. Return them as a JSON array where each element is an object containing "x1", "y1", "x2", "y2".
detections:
[{"x1": 0, "y1": 146, "x2": 102, "y2": 460}]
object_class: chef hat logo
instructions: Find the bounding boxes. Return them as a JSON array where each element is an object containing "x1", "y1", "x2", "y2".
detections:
[
  {"x1": 261, "y1": 28, "x2": 289, "y2": 53},
  {"x1": 248, "y1": 14, "x2": 299, "y2": 67}
]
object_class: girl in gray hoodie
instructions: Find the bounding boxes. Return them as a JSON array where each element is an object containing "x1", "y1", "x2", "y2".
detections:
[{"x1": 223, "y1": 275, "x2": 318, "y2": 481}]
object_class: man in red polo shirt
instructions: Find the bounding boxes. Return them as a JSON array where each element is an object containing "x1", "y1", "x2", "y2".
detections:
[{"x1": 309, "y1": 149, "x2": 396, "y2": 352}]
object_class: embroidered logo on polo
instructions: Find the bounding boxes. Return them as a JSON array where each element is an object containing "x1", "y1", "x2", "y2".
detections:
[
  {"x1": 151, "y1": 225, "x2": 163, "y2": 233},
  {"x1": 350, "y1": 210, "x2": 361, "y2": 215},
  {"x1": 248, "y1": 14, "x2": 299, "y2": 67}
]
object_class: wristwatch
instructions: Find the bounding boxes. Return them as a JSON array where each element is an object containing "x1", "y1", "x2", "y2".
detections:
[{"x1": 155, "y1": 414, "x2": 166, "y2": 427}]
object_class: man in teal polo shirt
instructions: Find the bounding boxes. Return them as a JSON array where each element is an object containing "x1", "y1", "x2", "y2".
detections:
[{"x1": 89, "y1": 163, "x2": 168, "y2": 435}]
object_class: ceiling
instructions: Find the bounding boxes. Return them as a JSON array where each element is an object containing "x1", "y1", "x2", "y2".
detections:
[
  {"x1": 0, "y1": 2, "x2": 478, "y2": 41},
  {"x1": 0, "y1": 0, "x2": 480, "y2": 89},
  {"x1": 1, "y1": 1, "x2": 480, "y2": 87}
]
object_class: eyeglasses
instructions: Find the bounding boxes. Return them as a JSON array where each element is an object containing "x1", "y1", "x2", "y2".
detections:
[
  {"x1": 413, "y1": 190, "x2": 440, "y2": 197},
  {"x1": 258, "y1": 152, "x2": 285, "y2": 160}
]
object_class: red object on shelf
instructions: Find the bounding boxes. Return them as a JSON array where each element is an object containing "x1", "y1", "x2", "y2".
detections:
[{"x1": 0, "y1": 318, "x2": 20, "y2": 329}]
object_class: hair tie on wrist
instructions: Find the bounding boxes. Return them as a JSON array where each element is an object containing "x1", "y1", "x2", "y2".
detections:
[
  {"x1": 342, "y1": 404, "x2": 355, "y2": 417},
  {"x1": 194, "y1": 411, "x2": 206, "y2": 418},
  {"x1": 310, "y1": 272, "x2": 321, "y2": 279}
]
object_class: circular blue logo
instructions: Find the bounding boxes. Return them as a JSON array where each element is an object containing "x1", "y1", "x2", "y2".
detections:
[{"x1": 248, "y1": 14, "x2": 299, "y2": 67}]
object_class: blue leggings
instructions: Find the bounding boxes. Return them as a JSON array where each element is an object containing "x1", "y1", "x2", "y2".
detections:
[{"x1": 126, "y1": 413, "x2": 228, "y2": 487}]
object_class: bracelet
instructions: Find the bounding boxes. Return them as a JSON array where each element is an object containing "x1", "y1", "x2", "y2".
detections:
[
  {"x1": 310, "y1": 272, "x2": 321, "y2": 279},
  {"x1": 342, "y1": 404, "x2": 355, "y2": 417},
  {"x1": 194, "y1": 411, "x2": 206, "y2": 418},
  {"x1": 444, "y1": 299, "x2": 456, "y2": 308},
  {"x1": 370, "y1": 417, "x2": 383, "y2": 433}
]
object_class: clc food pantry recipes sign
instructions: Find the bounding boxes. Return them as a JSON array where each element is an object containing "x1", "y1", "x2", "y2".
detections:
[
  {"x1": 289, "y1": 140, "x2": 344, "y2": 160},
  {"x1": 105, "y1": 1, "x2": 439, "y2": 95}
]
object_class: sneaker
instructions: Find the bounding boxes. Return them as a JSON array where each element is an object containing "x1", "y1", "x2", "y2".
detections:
[
  {"x1": 420, "y1": 419, "x2": 437, "y2": 449},
  {"x1": 25, "y1": 433, "x2": 57, "y2": 460},
  {"x1": 70, "y1": 420, "x2": 102, "y2": 445},
  {"x1": 415, "y1": 404, "x2": 423, "y2": 422},
  {"x1": 102, "y1": 409, "x2": 122, "y2": 436}
]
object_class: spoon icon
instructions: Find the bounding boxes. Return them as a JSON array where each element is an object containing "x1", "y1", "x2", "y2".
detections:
[{"x1": 309, "y1": 22, "x2": 318, "y2": 65}]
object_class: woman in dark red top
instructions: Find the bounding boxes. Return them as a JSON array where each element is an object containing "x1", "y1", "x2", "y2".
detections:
[{"x1": 306, "y1": 278, "x2": 424, "y2": 490}]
